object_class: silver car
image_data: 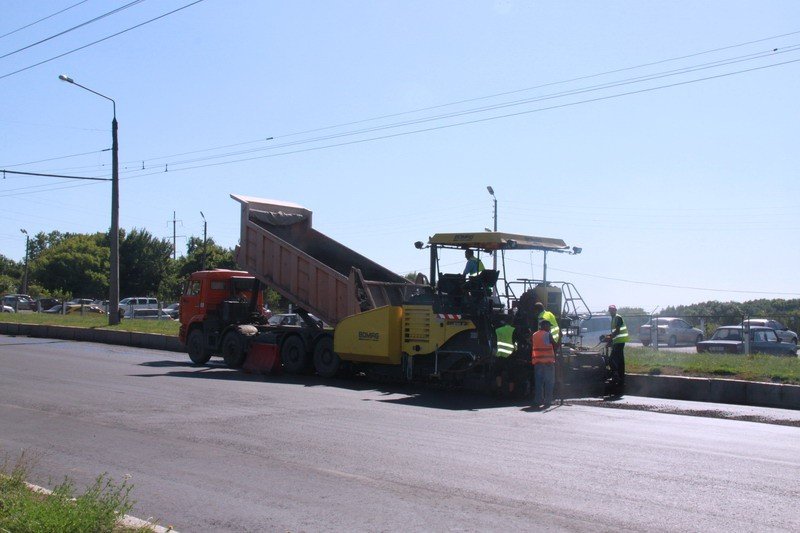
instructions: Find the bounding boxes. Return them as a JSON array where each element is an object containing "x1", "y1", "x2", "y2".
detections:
[
  {"x1": 639, "y1": 317, "x2": 705, "y2": 347},
  {"x1": 741, "y1": 319, "x2": 798, "y2": 345}
]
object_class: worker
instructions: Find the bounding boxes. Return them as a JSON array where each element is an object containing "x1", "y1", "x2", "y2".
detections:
[
  {"x1": 531, "y1": 319, "x2": 559, "y2": 409},
  {"x1": 533, "y1": 302, "x2": 561, "y2": 343},
  {"x1": 462, "y1": 249, "x2": 485, "y2": 276},
  {"x1": 606, "y1": 304, "x2": 629, "y2": 394}
]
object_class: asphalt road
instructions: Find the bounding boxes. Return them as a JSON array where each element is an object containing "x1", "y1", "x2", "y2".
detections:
[{"x1": 2, "y1": 335, "x2": 799, "y2": 532}]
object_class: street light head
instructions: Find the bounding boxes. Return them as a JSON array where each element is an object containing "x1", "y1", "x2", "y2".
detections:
[
  {"x1": 200, "y1": 211, "x2": 205, "y2": 221},
  {"x1": 20, "y1": 228, "x2": 28, "y2": 235},
  {"x1": 58, "y1": 74, "x2": 74, "y2": 83},
  {"x1": 486, "y1": 186, "x2": 495, "y2": 196},
  {"x1": 572, "y1": 246, "x2": 582, "y2": 255}
]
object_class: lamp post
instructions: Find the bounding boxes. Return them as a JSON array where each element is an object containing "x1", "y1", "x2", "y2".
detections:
[
  {"x1": 59, "y1": 74, "x2": 119, "y2": 325},
  {"x1": 486, "y1": 186, "x2": 497, "y2": 270},
  {"x1": 200, "y1": 211, "x2": 207, "y2": 271},
  {"x1": 20, "y1": 229, "x2": 29, "y2": 294}
]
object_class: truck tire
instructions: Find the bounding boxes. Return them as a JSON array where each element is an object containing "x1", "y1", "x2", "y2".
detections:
[
  {"x1": 281, "y1": 335, "x2": 310, "y2": 374},
  {"x1": 221, "y1": 331, "x2": 247, "y2": 368},
  {"x1": 187, "y1": 329, "x2": 211, "y2": 365},
  {"x1": 313, "y1": 336, "x2": 340, "y2": 378}
]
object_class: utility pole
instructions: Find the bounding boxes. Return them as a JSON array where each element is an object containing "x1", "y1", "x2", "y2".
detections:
[
  {"x1": 200, "y1": 211, "x2": 207, "y2": 271},
  {"x1": 20, "y1": 229, "x2": 29, "y2": 294},
  {"x1": 487, "y1": 186, "x2": 497, "y2": 270}
]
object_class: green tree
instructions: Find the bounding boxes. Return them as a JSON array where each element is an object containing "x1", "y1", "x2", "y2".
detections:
[
  {"x1": 118, "y1": 228, "x2": 173, "y2": 297},
  {"x1": 177, "y1": 236, "x2": 236, "y2": 277},
  {"x1": 31, "y1": 233, "x2": 109, "y2": 297}
]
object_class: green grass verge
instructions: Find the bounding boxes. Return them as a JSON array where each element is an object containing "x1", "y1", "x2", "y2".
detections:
[
  {"x1": 627, "y1": 346, "x2": 800, "y2": 385},
  {"x1": 0, "y1": 453, "x2": 149, "y2": 532},
  {"x1": 0, "y1": 312, "x2": 179, "y2": 336}
]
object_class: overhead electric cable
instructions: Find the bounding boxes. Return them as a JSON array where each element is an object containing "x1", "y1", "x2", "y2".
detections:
[
  {"x1": 89, "y1": 29, "x2": 800, "y2": 170},
  {"x1": 0, "y1": 0, "x2": 206, "y2": 81},
  {"x1": 0, "y1": 0, "x2": 146, "y2": 60},
  {"x1": 0, "y1": 169, "x2": 108, "y2": 181},
  {"x1": 106, "y1": 54, "x2": 800, "y2": 177},
  {"x1": 1, "y1": 148, "x2": 107, "y2": 168},
  {"x1": 0, "y1": 0, "x2": 90, "y2": 40}
]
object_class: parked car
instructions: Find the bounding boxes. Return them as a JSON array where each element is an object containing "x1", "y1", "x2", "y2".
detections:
[
  {"x1": 639, "y1": 317, "x2": 704, "y2": 347},
  {"x1": 43, "y1": 303, "x2": 106, "y2": 315},
  {"x1": 2, "y1": 294, "x2": 37, "y2": 311},
  {"x1": 564, "y1": 315, "x2": 612, "y2": 345},
  {"x1": 130, "y1": 308, "x2": 175, "y2": 320},
  {"x1": 267, "y1": 313, "x2": 323, "y2": 327},
  {"x1": 1, "y1": 304, "x2": 13, "y2": 313},
  {"x1": 740, "y1": 319, "x2": 797, "y2": 345},
  {"x1": 162, "y1": 303, "x2": 180, "y2": 319},
  {"x1": 697, "y1": 326, "x2": 798, "y2": 356},
  {"x1": 119, "y1": 297, "x2": 159, "y2": 318},
  {"x1": 37, "y1": 297, "x2": 62, "y2": 311}
]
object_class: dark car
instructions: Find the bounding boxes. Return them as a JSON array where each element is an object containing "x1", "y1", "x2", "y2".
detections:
[
  {"x1": 740, "y1": 319, "x2": 798, "y2": 345},
  {"x1": 640, "y1": 317, "x2": 704, "y2": 347},
  {"x1": 37, "y1": 297, "x2": 62, "y2": 311},
  {"x1": 2, "y1": 294, "x2": 37, "y2": 312},
  {"x1": 696, "y1": 326, "x2": 798, "y2": 356}
]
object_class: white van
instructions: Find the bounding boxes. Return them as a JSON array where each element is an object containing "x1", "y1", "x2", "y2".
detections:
[{"x1": 119, "y1": 297, "x2": 159, "y2": 318}]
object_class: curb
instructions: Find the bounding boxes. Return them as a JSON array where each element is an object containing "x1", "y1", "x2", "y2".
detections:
[{"x1": 2, "y1": 322, "x2": 798, "y2": 411}]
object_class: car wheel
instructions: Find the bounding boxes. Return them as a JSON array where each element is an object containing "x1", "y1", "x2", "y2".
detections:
[
  {"x1": 221, "y1": 331, "x2": 247, "y2": 368},
  {"x1": 313, "y1": 336, "x2": 340, "y2": 378},
  {"x1": 667, "y1": 335, "x2": 677, "y2": 347},
  {"x1": 187, "y1": 329, "x2": 211, "y2": 365},
  {"x1": 641, "y1": 340, "x2": 651, "y2": 347},
  {"x1": 695, "y1": 334, "x2": 703, "y2": 344},
  {"x1": 281, "y1": 335, "x2": 311, "y2": 374}
]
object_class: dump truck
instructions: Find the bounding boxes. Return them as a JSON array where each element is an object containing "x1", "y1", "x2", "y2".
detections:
[{"x1": 178, "y1": 194, "x2": 610, "y2": 396}]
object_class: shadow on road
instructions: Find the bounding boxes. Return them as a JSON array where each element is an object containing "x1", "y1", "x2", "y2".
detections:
[{"x1": 130, "y1": 359, "x2": 553, "y2": 411}]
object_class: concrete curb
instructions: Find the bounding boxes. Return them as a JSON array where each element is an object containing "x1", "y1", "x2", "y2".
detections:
[{"x1": 2, "y1": 322, "x2": 798, "y2": 410}]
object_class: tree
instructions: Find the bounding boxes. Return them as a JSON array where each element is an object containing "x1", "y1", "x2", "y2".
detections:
[
  {"x1": 31, "y1": 233, "x2": 109, "y2": 297},
  {"x1": 177, "y1": 236, "x2": 236, "y2": 277},
  {"x1": 119, "y1": 228, "x2": 173, "y2": 297}
]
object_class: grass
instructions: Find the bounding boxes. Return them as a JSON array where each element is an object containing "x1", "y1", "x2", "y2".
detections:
[
  {"x1": 0, "y1": 452, "x2": 150, "y2": 532},
  {"x1": 0, "y1": 312, "x2": 180, "y2": 336},
  {"x1": 627, "y1": 345, "x2": 800, "y2": 385}
]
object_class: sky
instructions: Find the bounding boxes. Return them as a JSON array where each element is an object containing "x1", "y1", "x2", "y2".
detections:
[{"x1": 1, "y1": 0, "x2": 798, "y2": 312}]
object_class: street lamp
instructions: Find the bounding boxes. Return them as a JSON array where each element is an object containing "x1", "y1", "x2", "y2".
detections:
[
  {"x1": 486, "y1": 185, "x2": 497, "y2": 270},
  {"x1": 20, "y1": 229, "x2": 29, "y2": 295},
  {"x1": 59, "y1": 74, "x2": 120, "y2": 325},
  {"x1": 200, "y1": 211, "x2": 207, "y2": 271}
]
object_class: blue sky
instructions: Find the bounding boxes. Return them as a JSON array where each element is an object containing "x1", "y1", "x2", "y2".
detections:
[{"x1": 1, "y1": 0, "x2": 798, "y2": 311}]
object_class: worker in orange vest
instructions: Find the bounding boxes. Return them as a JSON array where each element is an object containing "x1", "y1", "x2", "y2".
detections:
[{"x1": 531, "y1": 319, "x2": 560, "y2": 409}]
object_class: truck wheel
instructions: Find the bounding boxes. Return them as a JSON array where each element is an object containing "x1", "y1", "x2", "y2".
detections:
[
  {"x1": 313, "y1": 336, "x2": 340, "y2": 378},
  {"x1": 281, "y1": 336, "x2": 310, "y2": 374},
  {"x1": 668, "y1": 335, "x2": 677, "y2": 347},
  {"x1": 187, "y1": 329, "x2": 211, "y2": 365},
  {"x1": 221, "y1": 331, "x2": 247, "y2": 368}
]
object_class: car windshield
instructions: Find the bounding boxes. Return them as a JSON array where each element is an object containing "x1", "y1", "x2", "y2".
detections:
[{"x1": 711, "y1": 328, "x2": 742, "y2": 341}]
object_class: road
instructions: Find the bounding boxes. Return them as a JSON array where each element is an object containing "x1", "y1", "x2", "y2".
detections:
[{"x1": 1, "y1": 335, "x2": 799, "y2": 532}]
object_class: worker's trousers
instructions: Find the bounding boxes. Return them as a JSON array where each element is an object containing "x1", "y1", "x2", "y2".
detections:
[{"x1": 533, "y1": 362, "x2": 555, "y2": 407}]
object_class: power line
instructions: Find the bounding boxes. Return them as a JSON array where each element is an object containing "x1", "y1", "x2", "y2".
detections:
[
  {"x1": 0, "y1": 0, "x2": 146, "y2": 60},
  {"x1": 0, "y1": 148, "x2": 107, "y2": 169},
  {"x1": 0, "y1": 0, "x2": 90, "y2": 40},
  {"x1": 90, "y1": 29, "x2": 800, "y2": 169},
  {"x1": 0, "y1": 169, "x2": 108, "y2": 181},
  {"x1": 0, "y1": 0, "x2": 206, "y2": 81},
  {"x1": 103, "y1": 55, "x2": 800, "y2": 179}
]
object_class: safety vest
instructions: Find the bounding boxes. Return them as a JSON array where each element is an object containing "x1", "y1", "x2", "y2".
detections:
[
  {"x1": 495, "y1": 325, "x2": 514, "y2": 357},
  {"x1": 538, "y1": 310, "x2": 561, "y2": 343},
  {"x1": 464, "y1": 258, "x2": 485, "y2": 276},
  {"x1": 611, "y1": 315, "x2": 629, "y2": 343},
  {"x1": 531, "y1": 330, "x2": 555, "y2": 364}
]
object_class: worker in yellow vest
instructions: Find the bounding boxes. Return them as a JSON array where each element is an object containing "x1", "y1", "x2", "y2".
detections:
[
  {"x1": 533, "y1": 302, "x2": 560, "y2": 343},
  {"x1": 606, "y1": 304, "x2": 629, "y2": 394},
  {"x1": 531, "y1": 319, "x2": 559, "y2": 409}
]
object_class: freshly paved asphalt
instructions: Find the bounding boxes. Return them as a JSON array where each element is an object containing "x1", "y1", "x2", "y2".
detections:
[{"x1": 1, "y1": 335, "x2": 799, "y2": 532}]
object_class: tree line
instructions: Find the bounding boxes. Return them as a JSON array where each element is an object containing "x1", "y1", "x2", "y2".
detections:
[{"x1": 0, "y1": 229, "x2": 237, "y2": 304}]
